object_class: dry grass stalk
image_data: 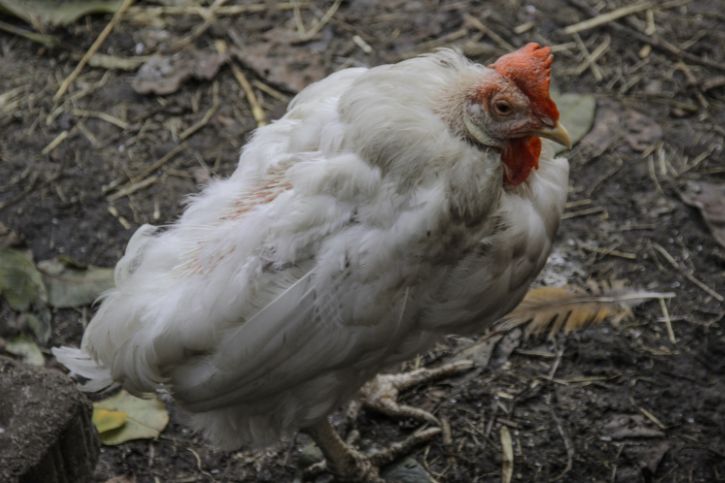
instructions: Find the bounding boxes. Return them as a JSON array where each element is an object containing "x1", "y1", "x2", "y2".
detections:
[
  {"x1": 463, "y1": 14, "x2": 514, "y2": 51},
  {"x1": 53, "y1": 0, "x2": 135, "y2": 102},
  {"x1": 564, "y1": 1, "x2": 656, "y2": 35},
  {"x1": 500, "y1": 426, "x2": 514, "y2": 483}
]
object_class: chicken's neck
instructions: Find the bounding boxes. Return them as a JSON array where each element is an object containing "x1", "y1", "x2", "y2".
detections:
[{"x1": 501, "y1": 136, "x2": 541, "y2": 186}]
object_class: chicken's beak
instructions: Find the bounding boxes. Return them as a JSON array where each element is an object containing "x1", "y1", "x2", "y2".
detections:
[{"x1": 534, "y1": 122, "x2": 572, "y2": 150}]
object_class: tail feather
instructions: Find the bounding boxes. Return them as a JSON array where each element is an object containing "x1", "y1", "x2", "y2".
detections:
[{"x1": 52, "y1": 346, "x2": 115, "y2": 392}]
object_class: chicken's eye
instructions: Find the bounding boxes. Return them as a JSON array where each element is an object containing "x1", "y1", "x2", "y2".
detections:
[{"x1": 493, "y1": 100, "x2": 513, "y2": 116}]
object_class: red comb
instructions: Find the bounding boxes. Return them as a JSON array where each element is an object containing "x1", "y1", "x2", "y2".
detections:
[{"x1": 491, "y1": 43, "x2": 559, "y2": 121}]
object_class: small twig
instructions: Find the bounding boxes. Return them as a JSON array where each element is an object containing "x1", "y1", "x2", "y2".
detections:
[
  {"x1": 41, "y1": 130, "x2": 71, "y2": 155},
  {"x1": 564, "y1": 0, "x2": 725, "y2": 72},
  {"x1": 647, "y1": 156, "x2": 663, "y2": 194},
  {"x1": 463, "y1": 14, "x2": 515, "y2": 51},
  {"x1": 500, "y1": 426, "x2": 514, "y2": 483},
  {"x1": 53, "y1": 0, "x2": 134, "y2": 102},
  {"x1": 580, "y1": 243, "x2": 637, "y2": 260},
  {"x1": 548, "y1": 405, "x2": 574, "y2": 481},
  {"x1": 106, "y1": 142, "x2": 187, "y2": 196},
  {"x1": 295, "y1": 0, "x2": 342, "y2": 42},
  {"x1": 128, "y1": 2, "x2": 304, "y2": 17},
  {"x1": 252, "y1": 80, "x2": 289, "y2": 102},
  {"x1": 638, "y1": 406, "x2": 667, "y2": 430},
  {"x1": 107, "y1": 205, "x2": 131, "y2": 230},
  {"x1": 180, "y1": 82, "x2": 220, "y2": 141},
  {"x1": 107, "y1": 176, "x2": 158, "y2": 203},
  {"x1": 352, "y1": 35, "x2": 373, "y2": 54},
  {"x1": 0, "y1": 19, "x2": 58, "y2": 48},
  {"x1": 71, "y1": 109, "x2": 130, "y2": 130},
  {"x1": 573, "y1": 34, "x2": 610, "y2": 80},
  {"x1": 561, "y1": 206, "x2": 607, "y2": 220},
  {"x1": 587, "y1": 157, "x2": 623, "y2": 196},
  {"x1": 659, "y1": 298, "x2": 676, "y2": 344},
  {"x1": 216, "y1": 40, "x2": 266, "y2": 126},
  {"x1": 678, "y1": 146, "x2": 716, "y2": 176},
  {"x1": 564, "y1": 1, "x2": 656, "y2": 35},
  {"x1": 292, "y1": 0, "x2": 306, "y2": 35},
  {"x1": 651, "y1": 243, "x2": 723, "y2": 302},
  {"x1": 170, "y1": 0, "x2": 229, "y2": 52}
]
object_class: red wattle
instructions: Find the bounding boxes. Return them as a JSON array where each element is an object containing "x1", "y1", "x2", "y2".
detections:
[{"x1": 501, "y1": 136, "x2": 542, "y2": 186}]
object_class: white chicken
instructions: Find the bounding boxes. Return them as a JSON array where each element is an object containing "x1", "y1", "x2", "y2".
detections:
[{"x1": 55, "y1": 43, "x2": 571, "y2": 482}]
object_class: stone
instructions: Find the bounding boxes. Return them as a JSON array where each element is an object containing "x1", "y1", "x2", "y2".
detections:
[{"x1": 0, "y1": 356, "x2": 99, "y2": 483}]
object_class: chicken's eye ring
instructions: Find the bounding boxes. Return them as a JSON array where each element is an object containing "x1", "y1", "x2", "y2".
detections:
[{"x1": 493, "y1": 100, "x2": 513, "y2": 116}]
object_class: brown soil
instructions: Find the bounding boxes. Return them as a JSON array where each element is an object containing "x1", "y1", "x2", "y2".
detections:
[{"x1": 1, "y1": 1, "x2": 724, "y2": 482}]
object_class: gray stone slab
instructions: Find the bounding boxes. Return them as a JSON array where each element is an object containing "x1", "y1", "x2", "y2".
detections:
[{"x1": 0, "y1": 356, "x2": 99, "y2": 483}]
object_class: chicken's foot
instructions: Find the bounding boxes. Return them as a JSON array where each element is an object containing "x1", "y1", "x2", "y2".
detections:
[
  {"x1": 303, "y1": 418, "x2": 440, "y2": 482},
  {"x1": 360, "y1": 359, "x2": 475, "y2": 425}
]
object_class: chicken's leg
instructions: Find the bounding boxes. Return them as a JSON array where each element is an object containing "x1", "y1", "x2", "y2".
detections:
[
  {"x1": 304, "y1": 419, "x2": 441, "y2": 482},
  {"x1": 305, "y1": 418, "x2": 382, "y2": 482}
]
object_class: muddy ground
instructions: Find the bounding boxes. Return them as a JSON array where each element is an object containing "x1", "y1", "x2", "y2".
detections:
[{"x1": 1, "y1": 0, "x2": 724, "y2": 482}]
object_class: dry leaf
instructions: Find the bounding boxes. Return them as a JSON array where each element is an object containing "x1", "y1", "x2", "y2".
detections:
[
  {"x1": 623, "y1": 109, "x2": 662, "y2": 152},
  {"x1": 5, "y1": 335, "x2": 44, "y2": 366},
  {"x1": 233, "y1": 27, "x2": 328, "y2": 93},
  {"x1": 132, "y1": 50, "x2": 228, "y2": 95},
  {"x1": 92, "y1": 407, "x2": 128, "y2": 434},
  {"x1": 37, "y1": 258, "x2": 114, "y2": 308},
  {"x1": 93, "y1": 390, "x2": 169, "y2": 445},
  {"x1": 680, "y1": 181, "x2": 725, "y2": 249},
  {"x1": 603, "y1": 414, "x2": 665, "y2": 440},
  {"x1": 0, "y1": 0, "x2": 122, "y2": 31},
  {"x1": 579, "y1": 104, "x2": 619, "y2": 158},
  {"x1": 498, "y1": 280, "x2": 674, "y2": 339},
  {"x1": 550, "y1": 92, "x2": 596, "y2": 155},
  {"x1": 0, "y1": 248, "x2": 47, "y2": 312}
]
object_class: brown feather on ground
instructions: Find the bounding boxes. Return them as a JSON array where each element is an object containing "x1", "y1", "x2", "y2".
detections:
[{"x1": 496, "y1": 280, "x2": 674, "y2": 339}]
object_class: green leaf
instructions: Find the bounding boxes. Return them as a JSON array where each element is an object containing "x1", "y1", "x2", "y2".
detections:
[
  {"x1": 551, "y1": 92, "x2": 597, "y2": 155},
  {"x1": 0, "y1": 0, "x2": 122, "y2": 30},
  {"x1": 6, "y1": 334, "x2": 44, "y2": 366},
  {"x1": 93, "y1": 391, "x2": 169, "y2": 445},
  {"x1": 0, "y1": 248, "x2": 47, "y2": 312},
  {"x1": 92, "y1": 407, "x2": 128, "y2": 434},
  {"x1": 20, "y1": 311, "x2": 52, "y2": 345},
  {"x1": 38, "y1": 258, "x2": 114, "y2": 308}
]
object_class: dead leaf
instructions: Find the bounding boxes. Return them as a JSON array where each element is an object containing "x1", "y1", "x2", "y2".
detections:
[
  {"x1": 551, "y1": 92, "x2": 596, "y2": 155},
  {"x1": 498, "y1": 280, "x2": 674, "y2": 339},
  {"x1": 5, "y1": 334, "x2": 44, "y2": 366},
  {"x1": 578, "y1": 103, "x2": 619, "y2": 158},
  {"x1": 0, "y1": 0, "x2": 122, "y2": 31},
  {"x1": 603, "y1": 414, "x2": 665, "y2": 440},
  {"x1": 93, "y1": 390, "x2": 169, "y2": 445},
  {"x1": 680, "y1": 181, "x2": 725, "y2": 249},
  {"x1": 132, "y1": 49, "x2": 228, "y2": 95},
  {"x1": 623, "y1": 109, "x2": 662, "y2": 152},
  {"x1": 17, "y1": 312, "x2": 51, "y2": 345},
  {"x1": 37, "y1": 258, "x2": 114, "y2": 308},
  {"x1": 233, "y1": 27, "x2": 328, "y2": 93},
  {"x1": 92, "y1": 407, "x2": 128, "y2": 434},
  {"x1": 0, "y1": 248, "x2": 47, "y2": 312}
]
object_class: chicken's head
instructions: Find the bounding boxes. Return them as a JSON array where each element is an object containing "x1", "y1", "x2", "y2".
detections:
[{"x1": 462, "y1": 43, "x2": 571, "y2": 186}]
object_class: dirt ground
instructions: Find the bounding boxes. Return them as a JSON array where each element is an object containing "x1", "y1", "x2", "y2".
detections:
[{"x1": 1, "y1": 0, "x2": 724, "y2": 482}]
